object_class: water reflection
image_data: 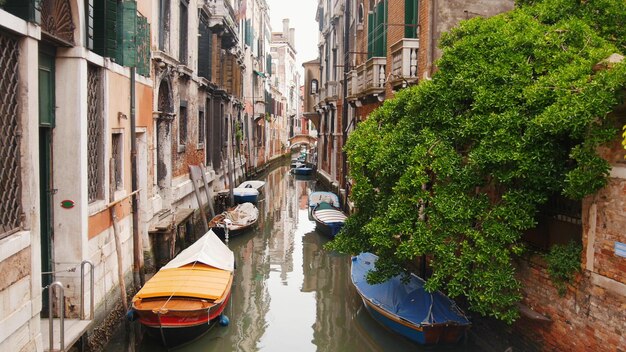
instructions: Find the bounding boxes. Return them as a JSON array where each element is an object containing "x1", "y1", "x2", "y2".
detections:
[{"x1": 108, "y1": 162, "x2": 482, "y2": 352}]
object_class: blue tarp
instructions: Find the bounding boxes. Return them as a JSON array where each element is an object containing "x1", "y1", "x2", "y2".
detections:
[{"x1": 351, "y1": 253, "x2": 470, "y2": 326}]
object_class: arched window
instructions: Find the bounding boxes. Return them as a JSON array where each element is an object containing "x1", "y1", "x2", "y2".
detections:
[
  {"x1": 311, "y1": 79, "x2": 319, "y2": 94},
  {"x1": 358, "y1": 2, "x2": 365, "y2": 24}
]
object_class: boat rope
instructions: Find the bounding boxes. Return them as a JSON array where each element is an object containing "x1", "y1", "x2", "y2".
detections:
[
  {"x1": 422, "y1": 293, "x2": 435, "y2": 324},
  {"x1": 207, "y1": 305, "x2": 212, "y2": 325},
  {"x1": 157, "y1": 312, "x2": 168, "y2": 349}
]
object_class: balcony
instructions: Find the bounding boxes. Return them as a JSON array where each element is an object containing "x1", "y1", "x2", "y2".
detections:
[
  {"x1": 323, "y1": 81, "x2": 339, "y2": 102},
  {"x1": 362, "y1": 57, "x2": 386, "y2": 96},
  {"x1": 390, "y1": 38, "x2": 419, "y2": 89},
  {"x1": 207, "y1": 0, "x2": 238, "y2": 48}
]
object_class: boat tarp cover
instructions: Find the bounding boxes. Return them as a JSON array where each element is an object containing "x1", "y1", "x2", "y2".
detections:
[
  {"x1": 225, "y1": 202, "x2": 259, "y2": 225},
  {"x1": 308, "y1": 191, "x2": 340, "y2": 208},
  {"x1": 133, "y1": 264, "x2": 231, "y2": 301},
  {"x1": 351, "y1": 253, "x2": 470, "y2": 326},
  {"x1": 313, "y1": 203, "x2": 347, "y2": 224},
  {"x1": 161, "y1": 229, "x2": 234, "y2": 272}
]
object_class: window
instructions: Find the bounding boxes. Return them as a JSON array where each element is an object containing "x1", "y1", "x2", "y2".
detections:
[
  {"x1": 0, "y1": 31, "x2": 21, "y2": 238},
  {"x1": 404, "y1": 0, "x2": 419, "y2": 38},
  {"x1": 179, "y1": 101, "x2": 188, "y2": 150},
  {"x1": 159, "y1": 0, "x2": 171, "y2": 50},
  {"x1": 358, "y1": 2, "x2": 364, "y2": 24},
  {"x1": 311, "y1": 79, "x2": 319, "y2": 94},
  {"x1": 198, "y1": 10, "x2": 212, "y2": 80},
  {"x1": 198, "y1": 108, "x2": 205, "y2": 147},
  {"x1": 367, "y1": 0, "x2": 387, "y2": 58},
  {"x1": 87, "y1": 65, "x2": 104, "y2": 203},
  {"x1": 523, "y1": 194, "x2": 582, "y2": 250},
  {"x1": 111, "y1": 132, "x2": 123, "y2": 191},
  {"x1": 179, "y1": 0, "x2": 188, "y2": 64}
]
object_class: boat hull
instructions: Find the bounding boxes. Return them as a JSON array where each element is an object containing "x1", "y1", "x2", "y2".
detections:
[
  {"x1": 314, "y1": 218, "x2": 344, "y2": 238},
  {"x1": 292, "y1": 167, "x2": 313, "y2": 175},
  {"x1": 136, "y1": 291, "x2": 231, "y2": 348},
  {"x1": 359, "y1": 294, "x2": 468, "y2": 345},
  {"x1": 233, "y1": 194, "x2": 258, "y2": 204},
  {"x1": 210, "y1": 222, "x2": 255, "y2": 238}
]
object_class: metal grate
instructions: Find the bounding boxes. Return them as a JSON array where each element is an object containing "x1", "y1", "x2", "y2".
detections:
[
  {"x1": 0, "y1": 31, "x2": 22, "y2": 237},
  {"x1": 112, "y1": 133, "x2": 122, "y2": 190},
  {"x1": 87, "y1": 65, "x2": 103, "y2": 203},
  {"x1": 40, "y1": 0, "x2": 76, "y2": 44}
]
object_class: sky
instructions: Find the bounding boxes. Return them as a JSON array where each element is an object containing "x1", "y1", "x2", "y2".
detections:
[{"x1": 265, "y1": 0, "x2": 319, "y2": 78}]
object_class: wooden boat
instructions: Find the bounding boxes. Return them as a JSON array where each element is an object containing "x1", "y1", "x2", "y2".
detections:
[
  {"x1": 131, "y1": 230, "x2": 234, "y2": 348},
  {"x1": 233, "y1": 180, "x2": 265, "y2": 204},
  {"x1": 308, "y1": 191, "x2": 340, "y2": 220},
  {"x1": 209, "y1": 202, "x2": 259, "y2": 237},
  {"x1": 311, "y1": 201, "x2": 347, "y2": 238},
  {"x1": 351, "y1": 253, "x2": 471, "y2": 345}
]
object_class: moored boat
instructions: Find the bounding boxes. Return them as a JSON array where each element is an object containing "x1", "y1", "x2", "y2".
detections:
[
  {"x1": 351, "y1": 252, "x2": 471, "y2": 345},
  {"x1": 131, "y1": 230, "x2": 234, "y2": 348},
  {"x1": 237, "y1": 180, "x2": 266, "y2": 191},
  {"x1": 291, "y1": 164, "x2": 314, "y2": 176},
  {"x1": 311, "y1": 201, "x2": 347, "y2": 238},
  {"x1": 233, "y1": 187, "x2": 260, "y2": 204},
  {"x1": 209, "y1": 202, "x2": 259, "y2": 237},
  {"x1": 308, "y1": 191, "x2": 340, "y2": 220}
]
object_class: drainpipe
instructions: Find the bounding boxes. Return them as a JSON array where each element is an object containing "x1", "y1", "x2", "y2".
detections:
[
  {"x1": 427, "y1": 0, "x2": 436, "y2": 78},
  {"x1": 341, "y1": 0, "x2": 350, "y2": 208},
  {"x1": 130, "y1": 67, "x2": 144, "y2": 287}
]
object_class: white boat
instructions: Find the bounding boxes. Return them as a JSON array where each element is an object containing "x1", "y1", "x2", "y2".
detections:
[{"x1": 233, "y1": 187, "x2": 260, "y2": 204}]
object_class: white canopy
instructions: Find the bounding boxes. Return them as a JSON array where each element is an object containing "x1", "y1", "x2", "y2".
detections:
[
  {"x1": 161, "y1": 229, "x2": 234, "y2": 272},
  {"x1": 233, "y1": 187, "x2": 259, "y2": 197}
]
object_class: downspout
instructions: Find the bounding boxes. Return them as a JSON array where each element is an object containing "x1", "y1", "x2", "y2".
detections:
[
  {"x1": 341, "y1": 0, "x2": 350, "y2": 203},
  {"x1": 130, "y1": 67, "x2": 144, "y2": 287},
  {"x1": 427, "y1": 0, "x2": 436, "y2": 78}
]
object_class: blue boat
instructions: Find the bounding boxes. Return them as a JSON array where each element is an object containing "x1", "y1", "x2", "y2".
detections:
[
  {"x1": 308, "y1": 191, "x2": 340, "y2": 214},
  {"x1": 311, "y1": 201, "x2": 347, "y2": 238},
  {"x1": 351, "y1": 253, "x2": 471, "y2": 345},
  {"x1": 233, "y1": 187, "x2": 259, "y2": 204},
  {"x1": 291, "y1": 164, "x2": 314, "y2": 176}
]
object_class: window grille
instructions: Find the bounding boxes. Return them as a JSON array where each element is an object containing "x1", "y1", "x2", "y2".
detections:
[
  {"x1": 87, "y1": 65, "x2": 104, "y2": 203},
  {"x1": 179, "y1": 101, "x2": 188, "y2": 147},
  {"x1": 112, "y1": 133, "x2": 123, "y2": 190},
  {"x1": 0, "y1": 31, "x2": 22, "y2": 238},
  {"x1": 198, "y1": 109, "x2": 205, "y2": 146}
]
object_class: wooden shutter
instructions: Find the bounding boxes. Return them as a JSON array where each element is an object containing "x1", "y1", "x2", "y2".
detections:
[
  {"x1": 93, "y1": 0, "x2": 118, "y2": 58},
  {"x1": 116, "y1": 1, "x2": 137, "y2": 66},
  {"x1": 136, "y1": 14, "x2": 151, "y2": 76},
  {"x1": 86, "y1": 0, "x2": 94, "y2": 49},
  {"x1": 367, "y1": 12, "x2": 374, "y2": 58},
  {"x1": 198, "y1": 11, "x2": 212, "y2": 80}
]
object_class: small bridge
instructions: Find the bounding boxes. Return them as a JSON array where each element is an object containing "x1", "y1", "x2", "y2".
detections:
[{"x1": 289, "y1": 134, "x2": 317, "y2": 149}]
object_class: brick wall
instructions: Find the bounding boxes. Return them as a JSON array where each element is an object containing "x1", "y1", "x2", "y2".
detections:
[{"x1": 514, "y1": 124, "x2": 626, "y2": 351}]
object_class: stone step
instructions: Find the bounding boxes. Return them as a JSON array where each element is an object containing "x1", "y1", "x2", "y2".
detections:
[{"x1": 41, "y1": 318, "x2": 91, "y2": 352}]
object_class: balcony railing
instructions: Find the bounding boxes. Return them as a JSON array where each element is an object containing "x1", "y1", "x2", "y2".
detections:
[
  {"x1": 324, "y1": 81, "x2": 339, "y2": 101},
  {"x1": 363, "y1": 57, "x2": 386, "y2": 95},
  {"x1": 390, "y1": 38, "x2": 419, "y2": 89}
]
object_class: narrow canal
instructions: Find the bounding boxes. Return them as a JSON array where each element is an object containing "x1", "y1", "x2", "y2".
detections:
[{"x1": 105, "y1": 163, "x2": 487, "y2": 351}]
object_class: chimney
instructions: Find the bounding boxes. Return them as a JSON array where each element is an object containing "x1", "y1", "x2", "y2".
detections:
[
  {"x1": 283, "y1": 19, "x2": 289, "y2": 38},
  {"x1": 289, "y1": 28, "x2": 295, "y2": 49}
]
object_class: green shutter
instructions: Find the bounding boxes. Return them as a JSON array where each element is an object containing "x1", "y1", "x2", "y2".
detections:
[
  {"x1": 266, "y1": 55, "x2": 272, "y2": 76},
  {"x1": 3, "y1": 0, "x2": 40, "y2": 23},
  {"x1": 136, "y1": 14, "x2": 151, "y2": 76},
  {"x1": 116, "y1": 1, "x2": 137, "y2": 66},
  {"x1": 367, "y1": 12, "x2": 374, "y2": 59},
  {"x1": 383, "y1": 0, "x2": 388, "y2": 55},
  {"x1": 245, "y1": 19, "x2": 252, "y2": 46},
  {"x1": 93, "y1": 0, "x2": 118, "y2": 58},
  {"x1": 405, "y1": 0, "x2": 418, "y2": 38},
  {"x1": 375, "y1": 1, "x2": 385, "y2": 56}
]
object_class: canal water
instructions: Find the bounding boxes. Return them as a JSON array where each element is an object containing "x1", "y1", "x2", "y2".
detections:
[{"x1": 105, "y1": 163, "x2": 486, "y2": 352}]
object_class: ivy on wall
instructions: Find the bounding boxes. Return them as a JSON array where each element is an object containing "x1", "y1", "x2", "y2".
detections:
[{"x1": 330, "y1": 0, "x2": 626, "y2": 323}]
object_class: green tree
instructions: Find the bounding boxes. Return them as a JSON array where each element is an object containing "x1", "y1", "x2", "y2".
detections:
[{"x1": 330, "y1": 0, "x2": 626, "y2": 323}]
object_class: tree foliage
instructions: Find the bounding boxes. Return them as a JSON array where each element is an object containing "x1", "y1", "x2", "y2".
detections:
[{"x1": 329, "y1": 0, "x2": 626, "y2": 323}]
